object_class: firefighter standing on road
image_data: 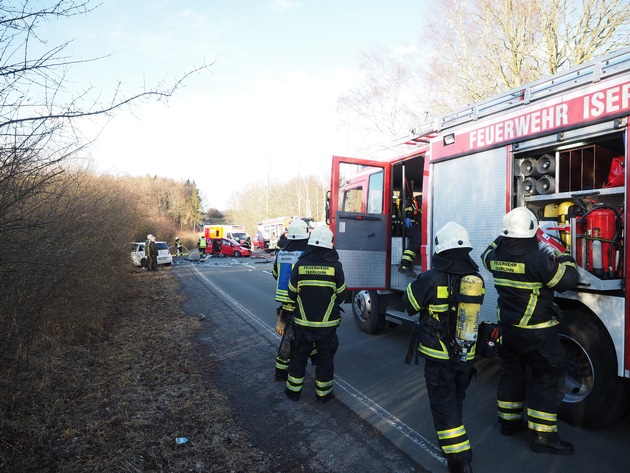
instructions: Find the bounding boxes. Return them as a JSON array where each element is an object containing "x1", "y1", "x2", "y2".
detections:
[
  {"x1": 175, "y1": 236, "x2": 183, "y2": 256},
  {"x1": 481, "y1": 207, "x2": 579, "y2": 455},
  {"x1": 399, "y1": 189, "x2": 421, "y2": 277},
  {"x1": 272, "y1": 219, "x2": 311, "y2": 381},
  {"x1": 197, "y1": 235, "x2": 207, "y2": 259},
  {"x1": 285, "y1": 226, "x2": 346, "y2": 404},
  {"x1": 402, "y1": 222, "x2": 484, "y2": 473}
]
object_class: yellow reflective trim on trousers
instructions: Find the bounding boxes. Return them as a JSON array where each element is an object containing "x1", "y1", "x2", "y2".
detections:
[
  {"x1": 547, "y1": 264, "x2": 566, "y2": 288},
  {"x1": 316, "y1": 379, "x2": 334, "y2": 388},
  {"x1": 528, "y1": 421, "x2": 557, "y2": 433},
  {"x1": 528, "y1": 408, "x2": 557, "y2": 422},
  {"x1": 498, "y1": 400, "x2": 524, "y2": 410},
  {"x1": 441, "y1": 440, "x2": 471, "y2": 454},
  {"x1": 437, "y1": 425, "x2": 466, "y2": 439},
  {"x1": 499, "y1": 412, "x2": 523, "y2": 421}
]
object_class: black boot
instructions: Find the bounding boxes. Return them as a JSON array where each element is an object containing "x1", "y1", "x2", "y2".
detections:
[
  {"x1": 448, "y1": 460, "x2": 472, "y2": 473},
  {"x1": 284, "y1": 388, "x2": 300, "y2": 402},
  {"x1": 500, "y1": 420, "x2": 528, "y2": 436},
  {"x1": 529, "y1": 431, "x2": 574, "y2": 455}
]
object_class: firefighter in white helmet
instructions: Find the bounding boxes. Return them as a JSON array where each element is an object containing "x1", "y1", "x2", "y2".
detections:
[
  {"x1": 402, "y1": 221, "x2": 484, "y2": 473},
  {"x1": 481, "y1": 206, "x2": 579, "y2": 455},
  {"x1": 285, "y1": 226, "x2": 346, "y2": 404},
  {"x1": 272, "y1": 219, "x2": 313, "y2": 381}
]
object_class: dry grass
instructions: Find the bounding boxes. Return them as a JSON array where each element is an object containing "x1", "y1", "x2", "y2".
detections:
[{"x1": 0, "y1": 268, "x2": 271, "y2": 473}]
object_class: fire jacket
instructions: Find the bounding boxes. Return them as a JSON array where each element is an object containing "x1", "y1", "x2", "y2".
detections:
[
  {"x1": 402, "y1": 249, "x2": 484, "y2": 363},
  {"x1": 288, "y1": 246, "x2": 346, "y2": 329},
  {"x1": 272, "y1": 238, "x2": 309, "y2": 311},
  {"x1": 481, "y1": 236, "x2": 579, "y2": 328}
]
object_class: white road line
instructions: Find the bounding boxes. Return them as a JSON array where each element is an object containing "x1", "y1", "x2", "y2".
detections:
[{"x1": 192, "y1": 265, "x2": 445, "y2": 467}]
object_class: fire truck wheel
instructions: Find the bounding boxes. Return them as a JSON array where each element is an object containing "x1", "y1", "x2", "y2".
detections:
[
  {"x1": 352, "y1": 290, "x2": 386, "y2": 334},
  {"x1": 558, "y1": 308, "x2": 630, "y2": 428}
]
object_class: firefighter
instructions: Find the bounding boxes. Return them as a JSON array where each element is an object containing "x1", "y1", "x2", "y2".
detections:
[
  {"x1": 175, "y1": 237, "x2": 183, "y2": 257},
  {"x1": 481, "y1": 207, "x2": 579, "y2": 455},
  {"x1": 399, "y1": 190, "x2": 421, "y2": 276},
  {"x1": 197, "y1": 234, "x2": 207, "y2": 259},
  {"x1": 272, "y1": 219, "x2": 311, "y2": 381},
  {"x1": 402, "y1": 222, "x2": 484, "y2": 473},
  {"x1": 285, "y1": 226, "x2": 346, "y2": 404}
]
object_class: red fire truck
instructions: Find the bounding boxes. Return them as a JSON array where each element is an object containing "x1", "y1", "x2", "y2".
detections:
[{"x1": 327, "y1": 47, "x2": 630, "y2": 428}]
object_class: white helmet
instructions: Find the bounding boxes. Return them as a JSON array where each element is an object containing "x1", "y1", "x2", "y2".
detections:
[
  {"x1": 288, "y1": 219, "x2": 309, "y2": 240},
  {"x1": 502, "y1": 207, "x2": 538, "y2": 238},
  {"x1": 434, "y1": 221, "x2": 472, "y2": 254},
  {"x1": 308, "y1": 226, "x2": 334, "y2": 249}
]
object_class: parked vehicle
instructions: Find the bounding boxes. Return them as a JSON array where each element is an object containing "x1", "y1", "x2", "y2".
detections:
[
  {"x1": 256, "y1": 216, "x2": 315, "y2": 250},
  {"x1": 130, "y1": 241, "x2": 173, "y2": 267},
  {"x1": 204, "y1": 224, "x2": 249, "y2": 246},
  {"x1": 207, "y1": 238, "x2": 251, "y2": 257},
  {"x1": 326, "y1": 48, "x2": 630, "y2": 428}
]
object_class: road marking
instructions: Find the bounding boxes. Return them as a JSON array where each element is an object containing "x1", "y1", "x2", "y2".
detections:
[{"x1": 191, "y1": 265, "x2": 445, "y2": 467}]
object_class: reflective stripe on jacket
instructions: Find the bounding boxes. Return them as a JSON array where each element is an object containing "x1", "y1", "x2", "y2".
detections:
[
  {"x1": 288, "y1": 247, "x2": 346, "y2": 329},
  {"x1": 481, "y1": 236, "x2": 578, "y2": 328}
]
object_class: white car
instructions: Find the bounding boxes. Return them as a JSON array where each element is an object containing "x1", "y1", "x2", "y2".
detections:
[{"x1": 130, "y1": 241, "x2": 173, "y2": 267}]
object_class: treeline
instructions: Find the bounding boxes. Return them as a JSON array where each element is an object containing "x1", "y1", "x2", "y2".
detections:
[
  {"x1": 0, "y1": 163, "x2": 204, "y2": 445},
  {"x1": 224, "y1": 173, "x2": 330, "y2": 238}
]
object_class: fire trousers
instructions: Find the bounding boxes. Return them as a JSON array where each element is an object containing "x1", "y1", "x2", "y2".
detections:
[
  {"x1": 497, "y1": 324, "x2": 566, "y2": 433},
  {"x1": 424, "y1": 358, "x2": 474, "y2": 463},
  {"x1": 286, "y1": 325, "x2": 338, "y2": 399}
]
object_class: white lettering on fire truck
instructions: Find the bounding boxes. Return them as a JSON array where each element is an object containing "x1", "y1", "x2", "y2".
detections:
[
  {"x1": 470, "y1": 104, "x2": 568, "y2": 148},
  {"x1": 583, "y1": 83, "x2": 630, "y2": 118}
]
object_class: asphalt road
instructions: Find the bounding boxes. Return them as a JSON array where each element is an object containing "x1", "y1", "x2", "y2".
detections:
[{"x1": 171, "y1": 251, "x2": 630, "y2": 473}]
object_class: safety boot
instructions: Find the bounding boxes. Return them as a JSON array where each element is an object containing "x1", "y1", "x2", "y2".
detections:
[
  {"x1": 529, "y1": 431, "x2": 574, "y2": 455},
  {"x1": 274, "y1": 369, "x2": 288, "y2": 382},
  {"x1": 500, "y1": 420, "x2": 528, "y2": 436},
  {"x1": 316, "y1": 392, "x2": 335, "y2": 405},
  {"x1": 447, "y1": 460, "x2": 472, "y2": 473},
  {"x1": 284, "y1": 388, "x2": 300, "y2": 402},
  {"x1": 398, "y1": 265, "x2": 417, "y2": 277}
]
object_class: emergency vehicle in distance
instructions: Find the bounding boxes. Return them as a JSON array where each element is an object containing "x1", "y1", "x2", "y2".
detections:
[
  {"x1": 255, "y1": 216, "x2": 316, "y2": 250},
  {"x1": 204, "y1": 224, "x2": 249, "y2": 246},
  {"x1": 326, "y1": 47, "x2": 630, "y2": 429}
]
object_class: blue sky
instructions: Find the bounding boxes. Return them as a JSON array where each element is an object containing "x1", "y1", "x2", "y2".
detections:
[{"x1": 42, "y1": 0, "x2": 429, "y2": 209}]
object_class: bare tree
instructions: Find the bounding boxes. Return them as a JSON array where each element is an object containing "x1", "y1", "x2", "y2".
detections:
[{"x1": 339, "y1": 0, "x2": 630, "y2": 134}]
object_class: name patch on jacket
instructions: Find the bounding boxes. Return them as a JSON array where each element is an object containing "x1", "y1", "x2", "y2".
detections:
[
  {"x1": 490, "y1": 261, "x2": 526, "y2": 274},
  {"x1": 299, "y1": 266, "x2": 335, "y2": 276},
  {"x1": 278, "y1": 251, "x2": 302, "y2": 265}
]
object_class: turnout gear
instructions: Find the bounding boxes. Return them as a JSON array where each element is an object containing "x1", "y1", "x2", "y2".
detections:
[
  {"x1": 285, "y1": 243, "x2": 346, "y2": 401},
  {"x1": 399, "y1": 192, "x2": 421, "y2": 276},
  {"x1": 272, "y1": 236, "x2": 310, "y2": 381},
  {"x1": 482, "y1": 209, "x2": 579, "y2": 452},
  {"x1": 402, "y1": 222, "x2": 483, "y2": 467}
]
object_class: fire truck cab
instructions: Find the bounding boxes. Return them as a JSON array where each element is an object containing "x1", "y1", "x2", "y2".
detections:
[{"x1": 327, "y1": 47, "x2": 630, "y2": 428}]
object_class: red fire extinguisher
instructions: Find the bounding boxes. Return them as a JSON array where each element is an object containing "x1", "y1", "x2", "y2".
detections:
[{"x1": 575, "y1": 206, "x2": 620, "y2": 278}]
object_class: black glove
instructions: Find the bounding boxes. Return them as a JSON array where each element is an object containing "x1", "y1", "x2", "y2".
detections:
[{"x1": 558, "y1": 252, "x2": 576, "y2": 264}]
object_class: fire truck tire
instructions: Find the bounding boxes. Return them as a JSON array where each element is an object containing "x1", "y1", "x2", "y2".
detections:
[
  {"x1": 558, "y1": 308, "x2": 630, "y2": 428},
  {"x1": 352, "y1": 290, "x2": 386, "y2": 334}
]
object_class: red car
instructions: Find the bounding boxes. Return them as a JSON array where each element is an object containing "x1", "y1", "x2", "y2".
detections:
[{"x1": 207, "y1": 238, "x2": 251, "y2": 257}]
